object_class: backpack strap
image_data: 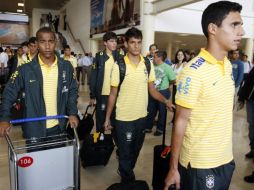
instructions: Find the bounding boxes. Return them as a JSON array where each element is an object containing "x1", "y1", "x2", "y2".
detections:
[
  {"x1": 144, "y1": 56, "x2": 151, "y2": 78},
  {"x1": 117, "y1": 56, "x2": 151, "y2": 88},
  {"x1": 117, "y1": 55, "x2": 126, "y2": 88}
]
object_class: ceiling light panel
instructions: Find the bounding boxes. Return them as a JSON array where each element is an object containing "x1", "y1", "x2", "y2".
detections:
[{"x1": 18, "y1": 3, "x2": 24, "y2": 7}]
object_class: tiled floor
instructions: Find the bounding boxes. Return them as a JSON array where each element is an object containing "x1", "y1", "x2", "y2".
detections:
[{"x1": 0, "y1": 85, "x2": 253, "y2": 190}]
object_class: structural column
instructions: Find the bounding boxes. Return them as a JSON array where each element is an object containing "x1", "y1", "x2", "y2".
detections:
[
  {"x1": 90, "y1": 39, "x2": 99, "y2": 57},
  {"x1": 244, "y1": 38, "x2": 254, "y2": 63},
  {"x1": 166, "y1": 41, "x2": 173, "y2": 60},
  {"x1": 142, "y1": 0, "x2": 155, "y2": 55}
]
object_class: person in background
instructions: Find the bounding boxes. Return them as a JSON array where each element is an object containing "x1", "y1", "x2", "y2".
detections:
[
  {"x1": 21, "y1": 41, "x2": 29, "y2": 56},
  {"x1": 21, "y1": 37, "x2": 38, "y2": 65},
  {"x1": 79, "y1": 53, "x2": 92, "y2": 86},
  {"x1": 0, "y1": 27, "x2": 78, "y2": 139},
  {"x1": 190, "y1": 52, "x2": 196, "y2": 60},
  {"x1": 76, "y1": 54, "x2": 84, "y2": 85},
  {"x1": 104, "y1": 27, "x2": 173, "y2": 183},
  {"x1": 0, "y1": 47, "x2": 9, "y2": 84},
  {"x1": 242, "y1": 54, "x2": 252, "y2": 81},
  {"x1": 5, "y1": 46, "x2": 13, "y2": 60},
  {"x1": 231, "y1": 49, "x2": 244, "y2": 108},
  {"x1": 231, "y1": 49, "x2": 244, "y2": 89},
  {"x1": 53, "y1": 15, "x2": 60, "y2": 33},
  {"x1": 164, "y1": 1, "x2": 245, "y2": 189},
  {"x1": 170, "y1": 49, "x2": 187, "y2": 126},
  {"x1": 8, "y1": 47, "x2": 23, "y2": 76},
  {"x1": 146, "y1": 50, "x2": 176, "y2": 136},
  {"x1": 88, "y1": 52, "x2": 94, "y2": 63},
  {"x1": 147, "y1": 44, "x2": 158, "y2": 62},
  {"x1": 63, "y1": 45, "x2": 78, "y2": 75},
  {"x1": 90, "y1": 31, "x2": 118, "y2": 132},
  {"x1": 184, "y1": 50, "x2": 191, "y2": 62},
  {"x1": 238, "y1": 66, "x2": 254, "y2": 182}
]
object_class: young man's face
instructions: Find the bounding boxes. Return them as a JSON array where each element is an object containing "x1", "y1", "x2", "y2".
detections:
[
  {"x1": 150, "y1": 45, "x2": 157, "y2": 56},
  {"x1": 242, "y1": 55, "x2": 248, "y2": 61},
  {"x1": 232, "y1": 50, "x2": 240, "y2": 60},
  {"x1": 28, "y1": 42, "x2": 38, "y2": 55},
  {"x1": 104, "y1": 39, "x2": 117, "y2": 52},
  {"x1": 153, "y1": 53, "x2": 161, "y2": 65},
  {"x1": 17, "y1": 48, "x2": 23, "y2": 57},
  {"x1": 126, "y1": 37, "x2": 142, "y2": 56},
  {"x1": 22, "y1": 46, "x2": 29, "y2": 54},
  {"x1": 214, "y1": 11, "x2": 245, "y2": 52},
  {"x1": 64, "y1": 48, "x2": 71, "y2": 56},
  {"x1": 37, "y1": 32, "x2": 56, "y2": 59}
]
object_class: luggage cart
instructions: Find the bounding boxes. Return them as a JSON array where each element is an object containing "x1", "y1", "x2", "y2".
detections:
[{"x1": 5, "y1": 116, "x2": 80, "y2": 190}]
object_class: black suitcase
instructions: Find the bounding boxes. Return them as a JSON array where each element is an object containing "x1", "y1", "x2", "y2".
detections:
[
  {"x1": 67, "y1": 105, "x2": 95, "y2": 140},
  {"x1": 106, "y1": 180, "x2": 149, "y2": 190},
  {"x1": 152, "y1": 110, "x2": 174, "y2": 190},
  {"x1": 80, "y1": 131, "x2": 114, "y2": 167}
]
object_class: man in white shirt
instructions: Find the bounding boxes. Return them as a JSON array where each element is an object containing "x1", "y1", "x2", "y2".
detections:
[
  {"x1": 0, "y1": 47, "x2": 9, "y2": 68},
  {"x1": 242, "y1": 54, "x2": 252, "y2": 77},
  {"x1": 80, "y1": 53, "x2": 92, "y2": 85},
  {"x1": 0, "y1": 47, "x2": 9, "y2": 84}
]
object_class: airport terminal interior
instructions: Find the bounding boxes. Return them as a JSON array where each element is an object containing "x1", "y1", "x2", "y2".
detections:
[{"x1": 1, "y1": 0, "x2": 254, "y2": 189}]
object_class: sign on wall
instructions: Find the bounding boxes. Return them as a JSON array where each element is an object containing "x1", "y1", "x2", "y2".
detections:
[
  {"x1": 0, "y1": 22, "x2": 29, "y2": 45},
  {"x1": 90, "y1": 0, "x2": 140, "y2": 35}
]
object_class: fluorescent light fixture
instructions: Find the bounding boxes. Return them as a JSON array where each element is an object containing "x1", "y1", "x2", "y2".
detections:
[
  {"x1": 18, "y1": 3, "x2": 24, "y2": 6},
  {"x1": 181, "y1": 44, "x2": 187, "y2": 46},
  {"x1": 178, "y1": 33, "x2": 190, "y2": 37},
  {"x1": 17, "y1": 9, "x2": 23, "y2": 13},
  {"x1": 175, "y1": 40, "x2": 181, "y2": 43}
]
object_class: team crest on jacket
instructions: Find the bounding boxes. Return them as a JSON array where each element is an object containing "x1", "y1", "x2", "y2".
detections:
[{"x1": 206, "y1": 175, "x2": 215, "y2": 189}]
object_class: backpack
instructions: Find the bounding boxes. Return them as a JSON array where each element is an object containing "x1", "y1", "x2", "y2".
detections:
[
  {"x1": 117, "y1": 55, "x2": 151, "y2": 87},
  {"x1": 106, "y1": 180, "x2": 149, "y2": 190}
]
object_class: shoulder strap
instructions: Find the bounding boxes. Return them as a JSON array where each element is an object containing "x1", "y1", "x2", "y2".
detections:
[
  {"x1": 118, "y1": 56, "x2": 151, "y2": 88},
  {"x1": 143, "y1": 56, "x2": 151, "y2": 77},
  {"x1": 117, "y1": 55, "x2": 126, "y2": 88}
]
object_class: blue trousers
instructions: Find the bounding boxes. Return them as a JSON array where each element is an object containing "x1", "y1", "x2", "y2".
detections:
[
  {"x1": 115, "y1": 117, "x2": 146, "y2": 182},
  {"x1": 146, "y1": 89, "x2": 170, "y2": 133}
]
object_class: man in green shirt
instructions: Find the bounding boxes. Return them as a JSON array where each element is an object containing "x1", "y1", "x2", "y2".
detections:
[{"x1": 146, "y1": 50, "x2": 176, "y2": 136}]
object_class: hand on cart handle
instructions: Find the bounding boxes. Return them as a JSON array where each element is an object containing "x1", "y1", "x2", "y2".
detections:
[
  {"x1": 68, "y1": 115, "x2": 79, "y2": 128},
  {"x1": 0, "y1": 121, "x2": 11, "y2": 137}
]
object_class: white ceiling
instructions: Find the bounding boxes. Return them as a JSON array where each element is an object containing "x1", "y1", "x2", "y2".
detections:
[{"x1": 0, "y1": 0, "x2": 69, "y2": 16}]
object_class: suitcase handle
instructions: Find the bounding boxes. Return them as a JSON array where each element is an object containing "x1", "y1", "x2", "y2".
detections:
[
  {"x1": 84, "y1": 105, "x2": 96, "y2": 117},
  {"x1": 162, "y1": 110, "x2": 167, "y2": 147}
]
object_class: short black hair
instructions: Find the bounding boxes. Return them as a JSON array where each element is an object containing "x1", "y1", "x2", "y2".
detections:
[
  {"x1": 21, "y1": 41, "x2": 29, "y2": 47},
  {"x1": 0, "y1": 47, "x2": 3, "y2": 53},
  {"x1": 36, "y1": 27, "x2": 56, "y2": 40},
  {"x1": 64, "y1": 45, "x2": 70, "y2": 50},
  {"x1": 155, "y1": 51, "x2": 167, "y2": 62},
  {"x1": 149, "y1": 44, "x2": 158, "y2": 51},
  {"x1": 202, "y1": 1, "x2": 242, "y2": 38},
  {"x1": 125, "y1": 27, "x2": 142, "y2": 42},
  {"x1": 103, "y1": 31, "x2": 117, "y2": 42},
  {"x1": 28, "y1": 37, "x2": 37, "y2": 44}
]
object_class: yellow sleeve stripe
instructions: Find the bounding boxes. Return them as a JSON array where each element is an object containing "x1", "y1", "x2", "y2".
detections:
[
  {"x1": 175, "y1": 100, "x2": 194, "y2": 109},
  {"x1": 111, "y1": 84, "x2": 119, "y2": 87}
]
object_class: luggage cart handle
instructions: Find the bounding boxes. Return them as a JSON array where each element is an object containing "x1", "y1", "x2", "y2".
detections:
[
  {"x1": 5, "y1": 133, "x2": 15, "y2": 155},
  {"x1": 10, "y1": 115, "x2": 68, "y2": 124},
  {"x1": 6, "y1": 115, "x2": 80, "y2": 150}
]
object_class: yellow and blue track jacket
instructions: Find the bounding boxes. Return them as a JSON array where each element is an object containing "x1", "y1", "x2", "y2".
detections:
[{"x1": 0, "y1": 55, "x2": 78, "y2": 138}]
